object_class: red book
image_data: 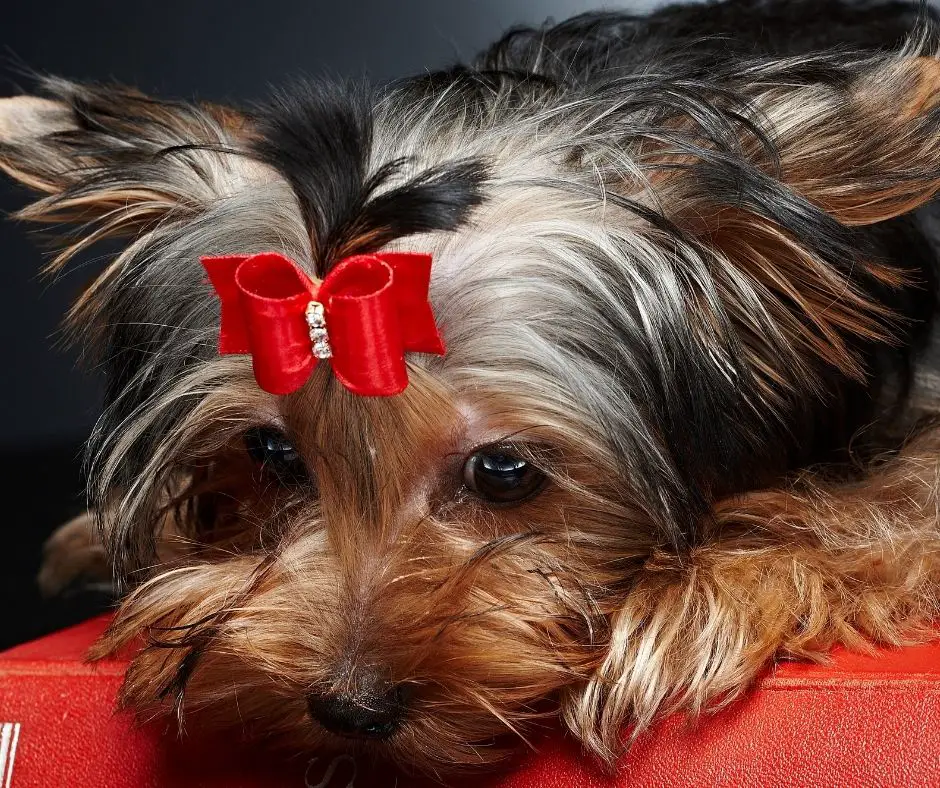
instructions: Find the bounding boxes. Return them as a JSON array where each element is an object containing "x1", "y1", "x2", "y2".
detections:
[{"x1": 2, "y1": 615, "x2": 940, "y2": 787}]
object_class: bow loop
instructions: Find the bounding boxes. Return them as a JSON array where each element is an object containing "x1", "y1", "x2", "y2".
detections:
[
  {"x1": 201, "y1": 251, "x2": 445, "y2": 396},
  {"x1": 382, "y1": 252, "x2": 445, "y2": 355}
]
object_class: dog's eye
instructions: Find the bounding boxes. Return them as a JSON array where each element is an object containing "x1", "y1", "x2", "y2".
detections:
[
  {"x1": 244, "y1": 427, "x2": 310, "y2": 486},
  {"x1": 462, "y1": 448, "x2": 546, "y2": 505}
]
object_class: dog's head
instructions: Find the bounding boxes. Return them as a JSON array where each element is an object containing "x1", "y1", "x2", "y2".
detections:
[{"x1": 3, "y1": 46, "x2": 940, "y2": 771}]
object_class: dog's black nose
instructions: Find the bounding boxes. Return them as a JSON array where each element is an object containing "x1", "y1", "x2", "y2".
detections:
[{"x1": 307, "y1": 682, "x2": 407, "y2": 739}]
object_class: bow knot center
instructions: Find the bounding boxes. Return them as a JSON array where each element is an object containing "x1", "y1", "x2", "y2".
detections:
[{"x1": 305, "y1": 300, "x2": 333, "y2": 359}]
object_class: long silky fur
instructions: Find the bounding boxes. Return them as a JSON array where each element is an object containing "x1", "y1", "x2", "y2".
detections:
[{"x1": 4, "y1": 0, "x2": 940, "y2": 775}]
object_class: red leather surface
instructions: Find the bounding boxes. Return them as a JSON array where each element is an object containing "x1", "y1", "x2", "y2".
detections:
[{"x1": 2, "y1": 617, "x2": 939, "y2": 787}]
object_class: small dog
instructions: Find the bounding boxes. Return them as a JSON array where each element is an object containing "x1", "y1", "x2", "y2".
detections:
[{"x1": 6, "y1": 0, "x2": 940, "y2": 775}]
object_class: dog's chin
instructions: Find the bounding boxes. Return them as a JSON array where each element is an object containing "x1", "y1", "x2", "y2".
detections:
[
  {"x1": 90, "y1": 529, "x2": 607, "y2": 775},
  {"x1": 154, "y1": 679, "x2": 526, "y2": 773},
  {"x1": 112, "y1": 643, "x2": 567, "y2": 773}
]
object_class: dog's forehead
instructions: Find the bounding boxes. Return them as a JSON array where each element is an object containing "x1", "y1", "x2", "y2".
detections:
[{"x1": 279, "y1": 366, "x2": 465, "y2": 493}]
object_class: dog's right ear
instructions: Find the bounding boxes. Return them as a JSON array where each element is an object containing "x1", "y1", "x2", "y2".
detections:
[
  {"x1": 0, "y1": 78, "x2": 255, "y2": 246},
  {"x1": 0, "y1": 95, "x2": 77, "y2": 172},
  {"x1": 0, "y1": 77, "x2": 274, "y2": 347}
]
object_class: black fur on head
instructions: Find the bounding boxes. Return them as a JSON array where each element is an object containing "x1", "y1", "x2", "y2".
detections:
[{"x1": 249, "y1": 80, "x2": 489, "y2": 275}]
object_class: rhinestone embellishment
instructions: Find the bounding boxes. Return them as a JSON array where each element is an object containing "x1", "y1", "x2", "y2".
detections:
[{"x1": 305, "y1": 300, "x2": 333, "y2": 359}]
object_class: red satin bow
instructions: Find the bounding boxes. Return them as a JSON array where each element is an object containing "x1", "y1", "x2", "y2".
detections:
[{"x1": 201, "y1": 251, "x2": 445, "y2": 396}]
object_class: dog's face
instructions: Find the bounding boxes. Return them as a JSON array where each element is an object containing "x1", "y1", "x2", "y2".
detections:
[{"x1": 4, "y1": 46, "x2": 940, "y2": 772}]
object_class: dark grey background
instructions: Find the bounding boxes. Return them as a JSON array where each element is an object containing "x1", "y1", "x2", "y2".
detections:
[{"x1": 1, "y1": 0, "x2": 662, "y2": 648}]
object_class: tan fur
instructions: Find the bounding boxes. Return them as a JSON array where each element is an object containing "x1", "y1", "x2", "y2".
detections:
[
  {"x1": 567, "y1": 430, "x2": 940, "y2": 759},
  {"x1": 37, "y1": 511, "x2": 110, "y2": 597}
]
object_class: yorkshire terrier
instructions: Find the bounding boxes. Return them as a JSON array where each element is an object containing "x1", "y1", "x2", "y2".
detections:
[{"x1": 5, "y1": 0, "x2": 940, "y2": 776}]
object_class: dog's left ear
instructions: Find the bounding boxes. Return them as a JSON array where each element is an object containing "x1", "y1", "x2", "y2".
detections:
[
  {"x1": 640, "y1": 52, "x2": 940, "y2": 387},
  {"x1": 756, "y1": 55, "x2": 940, "y2": 226},
  {"x1": 573, "y1": 54, "x2": 940, "y2": 510}
]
